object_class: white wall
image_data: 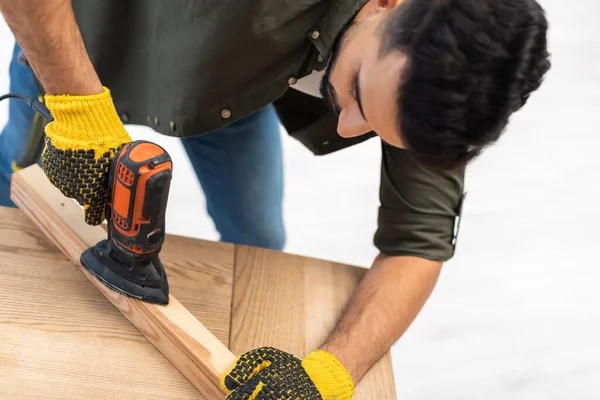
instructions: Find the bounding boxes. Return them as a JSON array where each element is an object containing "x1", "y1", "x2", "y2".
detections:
[{"x1": 1, "y1": 0, "x2": 598, "y2": 397}]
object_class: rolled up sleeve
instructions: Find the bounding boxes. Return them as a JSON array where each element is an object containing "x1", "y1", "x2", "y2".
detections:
[{"x1": 374, "y1": 142, "x2": 466, "y2": 261}]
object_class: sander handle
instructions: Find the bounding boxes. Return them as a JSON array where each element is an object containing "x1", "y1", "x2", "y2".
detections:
[{"x1": 107, "y1": 140, "x2": 173, "y2": 258}]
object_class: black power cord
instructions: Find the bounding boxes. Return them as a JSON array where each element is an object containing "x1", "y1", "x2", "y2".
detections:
[
  {"x1": 0, "y1": 92, "x2": 54, "y2": 169},
  {"x1": 0, "y1": 93, "x2": 54, "y2": 121},
  {"x1": 0, "y1": 93, "x2": 31, "y2": 103}
]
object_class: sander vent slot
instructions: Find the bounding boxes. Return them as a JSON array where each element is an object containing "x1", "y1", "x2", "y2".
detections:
[
  {"x1": 112, "y1": 210, "x2": 128, "y2": 229},
  {"x1": 118, "y1": 163, "x2": 134, "y2": 186}
]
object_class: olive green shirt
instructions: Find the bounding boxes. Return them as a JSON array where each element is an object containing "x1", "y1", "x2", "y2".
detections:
[{"x1": 71, "y1": 0, "x2": 466, "y2": 261}]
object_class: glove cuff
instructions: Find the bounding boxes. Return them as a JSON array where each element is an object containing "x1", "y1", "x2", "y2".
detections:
[
  {"x1": 302, "y1": 350, "x2": 354, "y2": 400},
  {"x1": 44, "y1": 86, "x2": 131, "y2": 156}
]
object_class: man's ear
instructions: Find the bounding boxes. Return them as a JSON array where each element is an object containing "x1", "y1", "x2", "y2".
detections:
[{"x1": 359, "y1": 0, "x2": 402, "y2": 19}]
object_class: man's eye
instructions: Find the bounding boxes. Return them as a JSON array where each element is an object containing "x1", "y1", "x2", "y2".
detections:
[
  {"x1": 350, "y1": 74, "x2": 358, "y2": 99},
  {"x1": 351, "y1": 70, "x2": 366, "y2": 121},
  {"x1": 327, "y1": 90, "x2": 341, "y2": 116}
]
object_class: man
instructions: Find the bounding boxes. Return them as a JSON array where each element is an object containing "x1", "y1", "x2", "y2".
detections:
[{"x1": 0, "y1": 0, "x2": 550, "y2": 398}]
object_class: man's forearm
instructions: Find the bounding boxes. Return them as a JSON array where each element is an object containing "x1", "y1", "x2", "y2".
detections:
[
  {"x1": 0, "y1": 0, "x2": 102, "y2": 95},
  {"x1": 320, "y1": 254, "x2": 442, "y2": 384}
]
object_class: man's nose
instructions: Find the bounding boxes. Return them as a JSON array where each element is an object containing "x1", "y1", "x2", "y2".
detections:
[{"x1": 336, "y1": 106, "x2": 370, "y2": 138}]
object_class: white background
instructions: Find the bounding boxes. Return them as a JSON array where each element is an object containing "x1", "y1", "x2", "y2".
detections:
[{"x1": 1, "y1": 0, "x2": 598, "y2": 398}]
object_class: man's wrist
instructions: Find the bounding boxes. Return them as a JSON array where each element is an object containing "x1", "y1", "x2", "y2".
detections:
[
  {"x1": 319, "y1": 341, "x2": 361, "y2": 385},
  {"x1": 43, "y1": 79, "x2": 104, "y2": 96}
]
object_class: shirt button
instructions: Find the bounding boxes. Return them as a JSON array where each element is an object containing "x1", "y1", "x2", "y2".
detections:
[
  {"x1": 288, "y1": 77, "x2": 297, "y2": 85},
  {"x1": 221, "y1": 109, "x2": 232, "y2": 119},
  {"x1": 311, "y1": 31, "x2": 320, "y2": 40},
  {"x1": 317, "y1": 55, "x2": 325, "y2": 63},
  {"x1": 120, "y1": 113, "x2": 130, "y2": 122}
]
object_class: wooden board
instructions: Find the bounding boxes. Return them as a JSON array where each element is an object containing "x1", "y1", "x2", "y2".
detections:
[
  {"x1": 9, "y1": 165, "x2": 236, "y2": 399},
  {"x1": 230, "y1": 246, "x2": 398, "y2": 399}
]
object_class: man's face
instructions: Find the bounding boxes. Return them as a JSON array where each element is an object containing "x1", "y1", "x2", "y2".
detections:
[{"x1": 320, "y1": 1, "x2": 407, "y2": 148}]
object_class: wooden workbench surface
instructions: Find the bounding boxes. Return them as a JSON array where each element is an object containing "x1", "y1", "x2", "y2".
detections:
[
  {"x1": 0, "y1": 207, "x2": 234, "y2": 399},
  {"x1": 0, "y1": 206, "x2": 396, "y2": 399}
]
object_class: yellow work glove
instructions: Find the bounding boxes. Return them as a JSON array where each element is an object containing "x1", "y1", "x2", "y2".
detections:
[
  {"x1": 221, "y1": 347, "x2": 354, "y2": 400},
  {"x1": 41, "y1": 87, "x2": 132, "y2": 225}
]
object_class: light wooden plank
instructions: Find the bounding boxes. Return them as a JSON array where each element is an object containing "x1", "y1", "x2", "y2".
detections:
[
  {"x1": 160, "y1": 233, "x2": 235, "y2": 347},
  {"x1": 231, "y1": 246, "x2": 398, "y2": 399},
  {"x1": 10, "y1": 165, "x2": 235, "y2": 399},
  {"x1": 0, "y1": 207, "x2": 233, "y2": 346}
]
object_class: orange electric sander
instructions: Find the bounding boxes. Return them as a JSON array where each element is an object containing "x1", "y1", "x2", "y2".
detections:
[
  {"x1": 0, "y1": 92, "x2": 173, "y2": 305},
  {"x1": 80, "y1": 140, "x2": 173, "y2": 305}
]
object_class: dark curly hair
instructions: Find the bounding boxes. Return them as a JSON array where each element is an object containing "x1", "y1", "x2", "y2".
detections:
[{"x1": 381, "y1": 0, "x2": 551, "y2": 170}]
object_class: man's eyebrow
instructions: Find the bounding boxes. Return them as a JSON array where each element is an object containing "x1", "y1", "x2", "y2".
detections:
[{"x1": 354, "y1": 71, "x2": 367, "y2": 121}]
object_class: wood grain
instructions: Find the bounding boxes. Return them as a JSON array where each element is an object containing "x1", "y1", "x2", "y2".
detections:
[
  {"x1": 0, "y1": 207, "x2": 202, "y2": 398},
  {"x1": 230, "y1": 246, "x2": 398, "y2": 399},
  {"x1": 9, "y1": 165, "x2": 236, "y2": 399},
  {"x1": 160, "y1": 233, "x2": 235, "y2": 347},
  {"x1": 0, "y1": 324, "x2": 202, "y2": 399}
]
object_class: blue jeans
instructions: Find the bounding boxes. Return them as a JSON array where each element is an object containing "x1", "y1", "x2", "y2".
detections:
[{"x1": 0, "y1": 43, "x2": 285, "y2": 251}]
